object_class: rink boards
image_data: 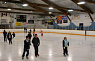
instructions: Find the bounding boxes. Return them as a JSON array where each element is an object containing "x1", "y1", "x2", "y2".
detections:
[{"x1": 0, "y1": 29, "x2": 95, "y2": 37}]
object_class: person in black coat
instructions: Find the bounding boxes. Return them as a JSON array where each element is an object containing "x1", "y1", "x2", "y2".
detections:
[
  {"x1": 12, "y1": 32, "x2": 15, "y2": 38},
  {"x1": 22, "y1": 36, "x2": 30, "y2": 59},
  {"x1": 33, "y1": 28, "x2": 35, "y2": 32},
  {"x1": 30, "y1": 28, "x2": 31, "y2": 33},
  {"x1": 32, "y1": 34, "x2": 40, "y2": 57},
  {"x1": 24, "y1": 27, "x2": 26, "y2": 33},
  {"x1": 62, "y1": 37, "x2": 69, "y2": 57},
  {"x1": 7, "y1": 31, "x2": 12, "y2": 45},
  {"x1": 27, "y1": 32, "x2": 32, "y2": 45},
  {"x1": 3, "y1": 30, "x2": 7, "y2": 42}
]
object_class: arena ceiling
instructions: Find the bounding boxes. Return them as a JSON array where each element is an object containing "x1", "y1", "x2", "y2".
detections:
[{"x1": 0, "y1": 0, "x2": 95, "y2": 22}]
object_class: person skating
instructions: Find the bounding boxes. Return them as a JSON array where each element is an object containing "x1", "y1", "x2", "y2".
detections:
[
  {"x1": 26, "y1": 28, "x2": 27, "y2": 33},
  {"x1": 7, "y1": 31, "x2": 12, "y2": 45},
  {"x1": 22, "y1": 36, "x2": 30, "y2": 59},
  {"x1": 32, "y1": 34, "x2": 40, "y2": 57},
  {"x1": 3, "y1": 30, "x2": 7, "y2": 42},
  {"x1": 30, "y1": 28, "x2": 31, "y2": 33},
  {"x1": 12, "y1": 32, "x2": 15, "y2": 38},
  {"x1": 24, "y1": 27, "x2": 26, "y2": 33},
  {"x1": 40, "y1": 30, "x2": 43, "y2": 36},
  {"x1": 27, "y1": 32, "x2": 32, "y2": 45},
  {"x1": 62, "y1": 37, "x2": 69, "y2": 57}
]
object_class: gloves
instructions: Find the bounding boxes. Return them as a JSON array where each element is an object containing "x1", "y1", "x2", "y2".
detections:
[{"x1": 64, "y1": 47, "x2": 65, "y2": 49}]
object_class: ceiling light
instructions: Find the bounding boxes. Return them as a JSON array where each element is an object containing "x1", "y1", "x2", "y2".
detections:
[
  {"x1": 49, "y1": 12, "x2": 52, "y2": 14},
  {"x1": 23, "y1": 4, "x2": 28, "y2": 6},
  {"x1": 49, "y1": 7, "x2": 53, "y2": 9},
  {"x1": 68, "y1": 9, "x2": 73, "y2": 12},
  {"x1": 7, "y1": 9, "x2": 11, "y2": 10},
  {"x1": 77, "y1": 1, "x2": 85, "y2": 4}
]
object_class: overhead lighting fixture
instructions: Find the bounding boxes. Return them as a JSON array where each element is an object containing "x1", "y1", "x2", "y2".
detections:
[
  {"x1": 49, "y1": 7, "x2": 53, "y2": 9},
  {"x1": 49, "y1": 12, "x2": 52, "y2": 14},
  {"x1": 68, "y1": 9, "x2": 73, "y2": 12},
  {"x1": 23, "y1": 4, "x2": 28, "y2": 6},
  {"x1": 77, "y1": 1, "x2": 86, "y2": 4},
  {"x1": 7, "y1": 9, "x2": 11, "y2": 10}
]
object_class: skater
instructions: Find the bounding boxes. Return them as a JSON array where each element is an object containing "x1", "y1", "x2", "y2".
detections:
[
  {"x1": 62, "y1": 37, "x2": 69, "y2": 57},
  {"x1": 33, "y1": 28, "x2": 35, "y2": 32},
  {"x1": 24, "y1": 27, "x2": 26, "y2": 33},
  {"x1": 22, "y1": 36, "x2": 30, "y2": 59},
  {"x1": 32, "y1": 34, "x2": 40, "y2": 57},
  {"x1": 26, "y1": 28, "x2": 27, "y2": 33},
  {"x1": 33, "y1": 31, "x2": 35, "y2": 36},
  {"x1": 7, "y1": 31, "x2": 12, "y2": 45},
  {"x1": 40, "y1": 30, "x2": 43, "y2": 36},
  {"x1": 3, "y1": 30, "x2": 7, "y2": 42},
  {"x1": 27, "y1": 32, "x2": 32, "y2": 45},
  {"x1": 30, "y1": 28, "x2": 31, "y2": 33},
  {"x1": 12, "y1": 32, "x2": 15, "y2": 38}
]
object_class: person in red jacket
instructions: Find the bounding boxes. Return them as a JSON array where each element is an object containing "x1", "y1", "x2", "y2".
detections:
[{"x1": 40, "y1": 30, "x2": 43, "y2": 36}]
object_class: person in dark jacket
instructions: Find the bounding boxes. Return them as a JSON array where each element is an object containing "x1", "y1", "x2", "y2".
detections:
[
  {"x1": 32, "y1": 34, "x2": 40, "y2": 57},
  {"x1": 62, "y1": 37, "x2": 69, "y2": 57},
  {"x1": 7, "y1": 31, "x2": 12, "y2": 45},
  {"x1": 26, "y1": 28, "x2": 27, "y2": 33},
  {"x1": 12, "y1": 32, "x2": 15, "y2": 38},
  {"x1": 24, "y1": 27, "x2": 26, "y2": 33},
  {"x1": 30, "y1": 28, "x2": 31, "y2": 33},
  {"x1": 22, "y1": 36, "x2": 30, "y2": 59},
  {"x1": 27, "y1": 32, "x2": 32, "y2": 45},
  {"x1": 33, "y1": 28, "x2": 35, "y2": 32},
  {"x1": 3, "y1": 30, "x2": 7, "y2": 42}
]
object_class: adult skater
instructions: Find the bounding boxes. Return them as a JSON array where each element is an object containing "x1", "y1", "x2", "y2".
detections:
[
  {"x1": 32, "y1": 34, "x2": 40, "y2": 57},
  {"x1": 7, "y1": 31, "x2": 12, "y2": 45},
  {"x1": 12, "y1": 32, "x2": 15, "y2": 38},
  {"x1": 62, "y1": 37, "x2": 69, "y2": 57},
  {"x1": 30, "y1": 28, "x2": 31, "y2": 33},
  {"x1": 27, "y1": 32, "x2": 32, "y2": 45},
  {"x1": 3, "y1": 30, "x2": 7, "y2": 42},
  {"x1": 22, "y1": 36, "x2": 30, "y2": 59},
  {"x1": 24, "y1": 27, "x2": 26, "y2": 33},
  {"x1": 26, "y1": 28, "x2": 27, "y2": 33}
]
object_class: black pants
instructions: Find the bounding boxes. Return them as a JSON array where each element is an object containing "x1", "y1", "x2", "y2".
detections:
[
  {"x1": 34, "y1": 46, "x2": 38, "y2": 56},
  {"x1": 4, "y1": 36, "x2": 7, "y2": 42},
  {"x1": 22, "y1": 49, "x2": 29, "y2": 57},
  {"x1": 63, "y1": 47, "x2": 68, "y2": 55},
  {"x1": 9, "y1": 38, "x2": 12, "y2": 44}
]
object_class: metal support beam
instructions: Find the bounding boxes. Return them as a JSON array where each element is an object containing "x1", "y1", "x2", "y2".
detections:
[
  {"x1": 42, "y1": 0, "x2": 72, "y2": 22},
  {"x1": 88, "y1": 13, "x2": 94, "y2": 22},
  {"x1": 71, "y1": 0, "x2": 93, "y2": 14}
]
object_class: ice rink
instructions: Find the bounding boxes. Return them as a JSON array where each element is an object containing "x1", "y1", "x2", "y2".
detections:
[{"x1": 0, "y1": 32, "x2": 95, "y2": 61}]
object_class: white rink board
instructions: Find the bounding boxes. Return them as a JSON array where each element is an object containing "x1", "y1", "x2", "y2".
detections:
[{"x1": 0, "y1": 29, "x2": 95, "y2": 35}]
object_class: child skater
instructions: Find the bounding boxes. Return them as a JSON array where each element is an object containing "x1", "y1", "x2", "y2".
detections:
[
  {"x1": 62, "y1": 37, "x2": 69, "y2": 57},
  {"x1": 12, "y1": 32, "x2": 15, "y2": 38},
  {"x1": 22, "y1": 36, "x2": 30, "y2": 59},
  {"x1": 40, "y1": 30, "x2": 43, "y2": 36},
  {"x1": 33, "y1": 31, "x2": 35, "y2": 36}
]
